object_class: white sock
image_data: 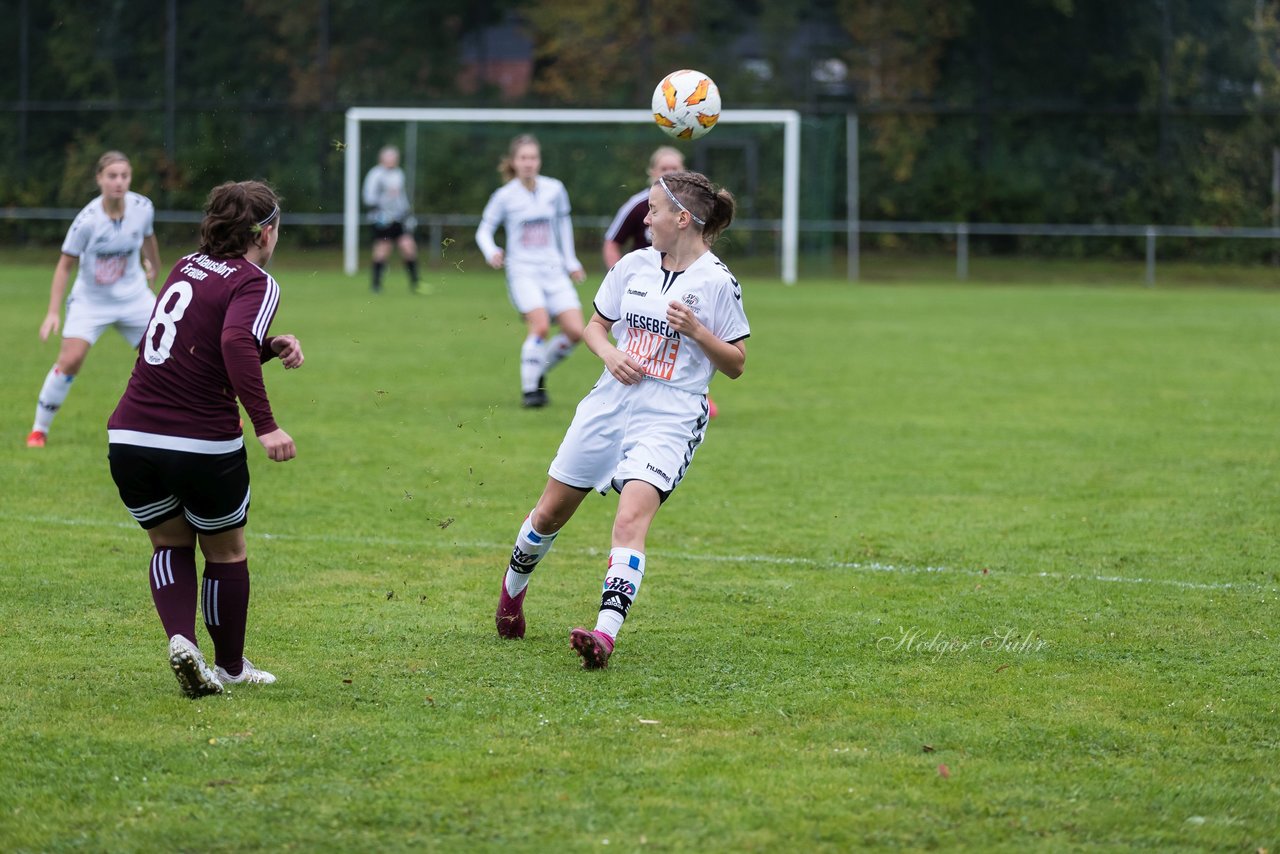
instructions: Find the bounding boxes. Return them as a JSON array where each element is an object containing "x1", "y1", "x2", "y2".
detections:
[
  {"x1": 541, "y1": 333, "x2": 576, "y2": 375},
  {"x1": 33, "y1": 366, "x2": 74, "y2": 433},
  {"x1": 520, "y1": 334, "x2": 545, "y2": 393},
  {"x1": 504, "y1": 513, "x2": 558, "y2": 597},
  {"x1": 594, "y1": 547, "x2": 646, "y2": 639}
]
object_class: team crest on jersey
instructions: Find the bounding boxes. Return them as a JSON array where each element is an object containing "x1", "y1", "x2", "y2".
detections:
[{"x1": 682, "y1": 293, "x2": 700, "y2": 311}]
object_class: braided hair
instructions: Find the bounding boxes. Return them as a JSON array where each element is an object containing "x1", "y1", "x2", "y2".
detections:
[{"x1": 658, "y1": 170, "x2": 735, "y2": 245}]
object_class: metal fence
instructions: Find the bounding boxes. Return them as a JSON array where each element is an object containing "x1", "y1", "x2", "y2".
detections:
[
  {"x1": 843, "y1": 220, "x2": 1280, "y2": 284},
  {"x1": 5, "y1": 206, "x2": 1279, "y2": 284}
]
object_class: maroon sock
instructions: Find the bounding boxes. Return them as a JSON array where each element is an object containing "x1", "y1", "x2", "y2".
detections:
[
  {"x1": 202, "y1": 559, "x2": 250, "y2": 675},
  {"x1": 150, "y1": 547, "x2": 198, "y2": 644}
]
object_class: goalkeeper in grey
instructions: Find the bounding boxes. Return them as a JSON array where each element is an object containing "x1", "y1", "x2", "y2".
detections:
[{"x1": 362, "y1": 145, "x2": 422, "y2": 293}]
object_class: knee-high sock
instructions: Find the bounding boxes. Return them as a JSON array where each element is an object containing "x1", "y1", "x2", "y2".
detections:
[
  {"x1": 504, "y1": 513, "x2": 558, "y2": 597},
  {"x1": 541, "y1": 333, "x2": 576, "y2": 376},
  {"x1": 202, "y1": 559, "x2": 250, "y2": 674},
  {"x1": 520, "y1": 334, "x2": 545, "y2": 393},
  {"x1": 33, "y1": 365, "x2": 74, "y2": 433},
  {"x1": 595, "y1": 548, "x2": 646, "y2": 639},
  {"x1": 149, "y1": 546, "x2": 198, "y2": 644}
]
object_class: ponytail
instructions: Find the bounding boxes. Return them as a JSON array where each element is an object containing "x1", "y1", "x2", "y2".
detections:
[{"x1": 198, "y1": 181, "x2": 281, "y2": 258}]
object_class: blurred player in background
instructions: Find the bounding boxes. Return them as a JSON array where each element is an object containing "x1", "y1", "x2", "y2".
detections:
[
  {"x1": 602, "y1": 145, "x2": 719, "y2": 418},
  {"x1": 601, "y1": 146, "x2": 685, "y2": 268},
  {"x1": 494, "y1": 170, "x2": 749, "y2": 670},
  {"x1": 27, "y1": 151, "x2": 160, "y2": 448},
  {"x1": 476, "y1": 134, "x2": 586, "y2": 408},
  {"x1": 107, "y1": 180, "x2": 304, "y2": 698},
  {"x1": 362, "y1": 145, "x2": 421, "y2": 293}
]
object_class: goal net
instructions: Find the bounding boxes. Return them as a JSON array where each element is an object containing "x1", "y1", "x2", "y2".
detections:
[{"x1": 343, "y1": 107, "x2": 800, "y2": 283}]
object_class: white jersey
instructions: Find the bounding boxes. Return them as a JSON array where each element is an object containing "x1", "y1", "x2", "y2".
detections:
[
  {"x1": 362, "y1": 165, "x2": 412, "y2": 225},
  {"x1": 476, "y1": 176, "x2": 582, "y2": 274},
  {"x1": 593, "y1": 247, "x2": 750, "y2": 394},
  {"x1": 61, "y1": 192, "x2": 154, "y2": 303}
]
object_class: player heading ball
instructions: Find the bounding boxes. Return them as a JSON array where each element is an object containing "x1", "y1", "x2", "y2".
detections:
[{"x1": 493, "y1": 170, "x2": 749, "y2": 670}]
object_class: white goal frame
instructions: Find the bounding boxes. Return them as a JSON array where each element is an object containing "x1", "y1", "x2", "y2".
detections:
[{"x1": 344, "y1": 107, "x2": 801, "y2": 284}]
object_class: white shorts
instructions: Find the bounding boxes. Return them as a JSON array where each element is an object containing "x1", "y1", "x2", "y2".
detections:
[
  {"x1": 507, "y1": 267, "x2": 581, "y2": 318},
  {"x1": 548, "y1": 377, "x2": 710, "y2": 496},
  {"x1": 63, "y1": 288, "x2": 156, "y2": 346}
]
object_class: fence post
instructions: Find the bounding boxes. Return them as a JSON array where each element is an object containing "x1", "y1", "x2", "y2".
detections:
[
  {"x1": 1272, "y1": 147, "x2": 1278, "y2": 266},
  {"x1": 846, "y1": 112, "x2": 859, "y2": 281},
  {"x1": 429, "y1": 220, "x2": 443, "y2": 266},
  {"x1": 1145, "y1": 226, "x2": 1156, "y2": 286},
  {"x1": 404, "y1": 122, "x2": 418, "y2": 214},
  {"x1": 957, "y1": 223, "x2": 968, "y2": 280}
]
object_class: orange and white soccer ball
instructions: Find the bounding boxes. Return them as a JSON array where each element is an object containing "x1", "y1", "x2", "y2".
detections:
[{"x1": 652, "y1": 69, "x2": 721, "y2": 140}]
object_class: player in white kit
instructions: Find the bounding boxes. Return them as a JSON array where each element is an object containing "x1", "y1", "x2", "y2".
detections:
[
  {"x1": 27, "y1": 151, "x2": 160, "y2": 447},
  {"x1": 602, "y1": 145, "x2": 720, "y2": 419},
  {"x1": 493, "y1": 170, "x2": 750, "y2": 669},
  {"x1": 476, "y1": 135, "x2": 586, "y2": 407}
]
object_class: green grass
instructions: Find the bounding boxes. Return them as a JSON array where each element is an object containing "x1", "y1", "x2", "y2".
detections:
[{"x1": 1, "y1": 249, "x2": 1277, "y2": 852}]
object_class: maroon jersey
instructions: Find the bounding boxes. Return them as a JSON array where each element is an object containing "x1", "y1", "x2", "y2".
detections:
[
  {"x1": 603, "y1": 189, "x2": 652, "y2": 254},
  {"x1": 108, "y1": 252, "x2": 281, "y2": 453}
]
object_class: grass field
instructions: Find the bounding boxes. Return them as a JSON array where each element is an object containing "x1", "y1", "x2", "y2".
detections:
[{"x1": 1, "y1": 248, "x2": 1278, "y2": 851}]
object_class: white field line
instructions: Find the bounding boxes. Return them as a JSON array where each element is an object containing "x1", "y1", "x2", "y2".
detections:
[{"x1": 5, "y1": 514, "x2": 1273, "y2": 595}]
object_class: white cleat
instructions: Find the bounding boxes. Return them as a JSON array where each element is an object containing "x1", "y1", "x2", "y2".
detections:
[
  {"x1": 215, "y1": 658, "x2": 277, "y2": 686},
  {"x1": 168, "y1": 635, "x2": 223, "y2": 698}
]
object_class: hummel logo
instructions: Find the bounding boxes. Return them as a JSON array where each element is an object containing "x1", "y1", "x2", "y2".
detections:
[{"x1": 627, "y1": 289, "x2": 648, "y2": 297}]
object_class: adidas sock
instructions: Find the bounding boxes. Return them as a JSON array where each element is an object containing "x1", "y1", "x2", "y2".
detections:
[
  {"x1": 541, "y1": 333, "x2": 576, "y2": 376},
  {"x1": 202, "y1": 559, "x2": 250, "y2": 675},
  {"x1": 149, "y1": 547, "x2": 198, "y2": 644},
  {"x1": 33, "y1": 365, "x2": 74, "y2": 433},
  {"x1": 504, "y1": 513, "x2": 558, "y2": 597},
  {"x1": 520, "y1": 334, "x2": 545, "y2": 393},
  {"x1": 371, "y1": 261, "x2": 386, "y2": 290},
  {"x1": 594, "y1": 548, "x2": 646, "y2": 639}
]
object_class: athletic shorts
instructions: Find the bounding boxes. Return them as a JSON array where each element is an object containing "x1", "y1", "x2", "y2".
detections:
[
  {"x1": 372, "y1": 221, "x2": 409, "y2": 242},
  {"x1": 507, "y1": 267, "x2": 581, "y2": 317},
  {"x1": 62, "y1": 288, "x2": 156, "y2": 346},
  {"x1": 548, "y1": 378, "x2": 710, "y2": 498},
  {"x1": 108, "y1": 444, "x2": 251, "y2": 534}
]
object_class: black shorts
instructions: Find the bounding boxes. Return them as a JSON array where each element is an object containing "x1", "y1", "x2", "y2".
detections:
[
  {"x1": 108, "y1": 444, "x2": 251, "y2": 534},
  {"x1": 372, "y1": 221, "x2": 407, "y2": 241}
]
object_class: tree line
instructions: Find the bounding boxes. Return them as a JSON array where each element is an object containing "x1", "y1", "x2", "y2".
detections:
[{"x1": 3, "y1": 0, "x2": 1279, "y2": 260}]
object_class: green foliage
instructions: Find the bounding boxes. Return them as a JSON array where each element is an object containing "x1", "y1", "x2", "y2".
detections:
[
  {"x1": 7, "y1": 1, "x2": 1280, "y2": 262},
  {"x1": 1, "y1": 250, "x2": 1278, "y2": 849}
]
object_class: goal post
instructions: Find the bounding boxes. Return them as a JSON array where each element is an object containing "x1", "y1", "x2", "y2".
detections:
[{"x1": 343, "y1": 107, "x2": 801, "y2": 284}]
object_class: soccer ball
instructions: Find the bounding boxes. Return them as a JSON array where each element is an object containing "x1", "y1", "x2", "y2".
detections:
[{"x1": 652, "y1": 69, "x2": 721, "y2": 140}]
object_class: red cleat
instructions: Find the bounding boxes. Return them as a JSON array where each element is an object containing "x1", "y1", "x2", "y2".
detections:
[
  {"x1": 496, "y1": 582, "x2": 527, "y2": 639},
  {"x1": 26, "y1": 430, "x2": 46, "y2": 448},
  {"x1": 569, "y1": 628, "x2": 615, "y2": 669}
]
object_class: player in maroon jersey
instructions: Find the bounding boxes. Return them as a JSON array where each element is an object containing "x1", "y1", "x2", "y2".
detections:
[
  {"x1": 601, "y1": 146, "x2": 684, "y2": 269},
  {"x1": 107, "y1": 180, "x2": 304, "y2": 698}
]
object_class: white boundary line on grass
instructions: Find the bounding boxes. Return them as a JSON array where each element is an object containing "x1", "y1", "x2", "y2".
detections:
[{"x1": 8, "y1": 513, "x2": 1273, "y2": 595}]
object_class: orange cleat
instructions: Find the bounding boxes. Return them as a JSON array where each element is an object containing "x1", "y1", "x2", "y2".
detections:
[{"x1": 26, "y1": 430, "x2": 46, "y2": 448}]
